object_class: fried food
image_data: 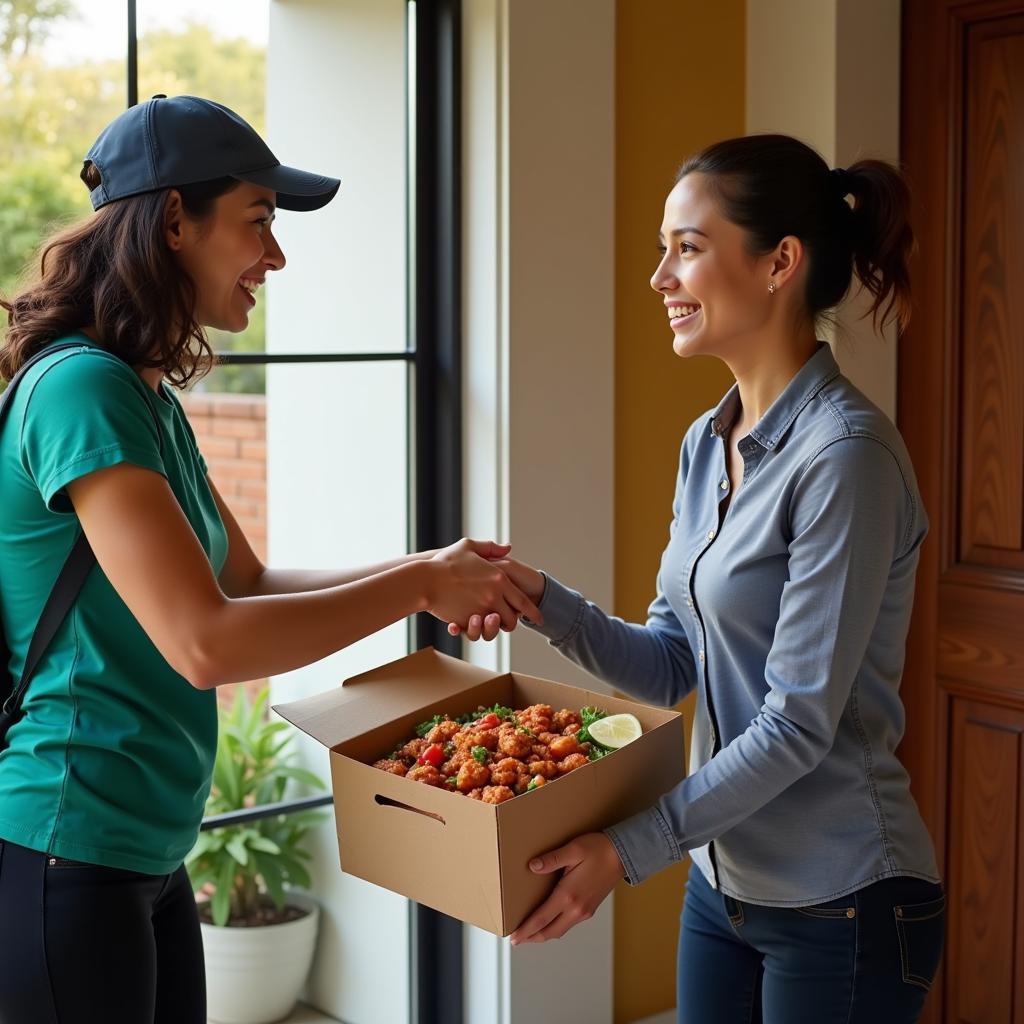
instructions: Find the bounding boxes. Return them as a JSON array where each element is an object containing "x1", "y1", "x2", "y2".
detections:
[
  {"x1": 481, "y1": 785, "x2": 515, "y2": 805},
  {"x1": 406, "y1": 764, "x2": 444, "y2": 786},
  {"x1": 456, "y1": 760, "x2": 491, "y2": 793},
  {"x1": 552, "y1": 709, "x2": 582, "y2": 732},
  {"x1": 547, "y1": 734, "x2": 582, "y2": 761},
  {"x1": 398, "y1": 738, "x2": 429, "y2": 761},
  {"x1": 426, "y1": 719, "x2": 462, "y2": 744},
  {"x1": 489, "y1": 757, "x2": 522, "y2": 787},
  {"x1": 497, "y1": 726, "x2": 533, "y2": 759},
  {"x1": 558, "y1": 753, "x2": 589, "y2": 773},
  {"x1": 374, "y1": 702, "x2": 626, "y2": 800}
]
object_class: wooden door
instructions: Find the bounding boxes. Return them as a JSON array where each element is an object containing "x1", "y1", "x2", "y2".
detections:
[{"x1": 901, "y1": 2, "x2": 1024, "y2": 1021}]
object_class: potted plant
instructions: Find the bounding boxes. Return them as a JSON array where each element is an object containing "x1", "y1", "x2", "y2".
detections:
[{"x1": 186, "y1": 685, "x2": 329, "y2": 1024}]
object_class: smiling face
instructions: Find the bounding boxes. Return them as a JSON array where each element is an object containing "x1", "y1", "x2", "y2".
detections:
[
  {"x1": 168, "y1": 181, "x2": 286, "y2": 333},
  {"x1": 651, "y1": 172, "x2": 786, "y2": 362}
]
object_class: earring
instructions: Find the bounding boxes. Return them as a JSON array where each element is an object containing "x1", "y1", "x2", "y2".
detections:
[{"x1": 768, "y1": 281, "x2": 777, "y2": 294}]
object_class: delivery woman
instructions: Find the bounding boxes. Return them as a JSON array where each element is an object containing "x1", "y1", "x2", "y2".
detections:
[
  {"x1": 460, "y1": 134, "x2": 945, "y2": 1023},
  {"x1": 0, "y1": 95, "x2": 540, "y2": 1023}
]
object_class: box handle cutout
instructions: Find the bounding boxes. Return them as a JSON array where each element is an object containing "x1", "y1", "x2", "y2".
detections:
[{"x1": 374, "y1": 794, "x2": 447, "y2": 825}]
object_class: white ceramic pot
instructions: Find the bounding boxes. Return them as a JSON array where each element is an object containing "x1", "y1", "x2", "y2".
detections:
[{"x1": 201, "y1": 892, "x2": 320, "y2": 1024}]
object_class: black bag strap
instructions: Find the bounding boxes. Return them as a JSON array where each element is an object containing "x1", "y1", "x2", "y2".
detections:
[{"x1": 1, "y1": 342, "x2": 99, "y2": 717}]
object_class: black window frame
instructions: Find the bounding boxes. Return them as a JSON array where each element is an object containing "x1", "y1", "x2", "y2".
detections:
[{"x1": 124, "y1": 1, "x2": 465, "y2": 1018}]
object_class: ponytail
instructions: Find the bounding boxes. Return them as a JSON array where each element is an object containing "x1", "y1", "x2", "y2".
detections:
[{"x1": 843, "y1": 159, "x2": 913, "y2": 331}]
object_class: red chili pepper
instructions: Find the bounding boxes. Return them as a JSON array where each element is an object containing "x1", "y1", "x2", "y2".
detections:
[
  {"x1": 475, "y1": 713, "x2": 500, "y2": 730},
  {"x1": 417, "y1": 743, "x2": 444, "y2": 769}
]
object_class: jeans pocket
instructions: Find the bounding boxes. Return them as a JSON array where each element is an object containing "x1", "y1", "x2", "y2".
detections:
[
  {"x1": 894, "y1": 893, "x2": 946, "y2": 990},
  {"x1": 793, "y1": 896, "x2": 857, "y2": 920}
]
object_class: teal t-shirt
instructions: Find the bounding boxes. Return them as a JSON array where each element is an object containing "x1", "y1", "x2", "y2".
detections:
[{"x1": 0, "y1": 337, "x2": 229, "y2": 874}]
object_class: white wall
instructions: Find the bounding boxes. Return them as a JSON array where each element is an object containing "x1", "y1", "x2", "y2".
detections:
[
  {"x1": 462, "y1": 0, "x2": 617, "y2": 1022},
  {"x1": 265, "y1": 0, "x2": 617, "y2": 1019},
  {"x1": 266, "y1": 3, "x2": 413, "y2": 1022},
  {"x1": 746, "y1": 0, "x2": 902, "y2": 420}
]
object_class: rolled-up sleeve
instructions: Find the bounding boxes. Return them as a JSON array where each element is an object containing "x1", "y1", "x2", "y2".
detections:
[{"x1": 606, "y1": 435, "x2": 916, "y2": 884}]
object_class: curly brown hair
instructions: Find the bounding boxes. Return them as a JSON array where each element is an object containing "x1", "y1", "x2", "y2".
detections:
[{"x1": 0, "y1": 167, "x2": 240, "y2": 387}]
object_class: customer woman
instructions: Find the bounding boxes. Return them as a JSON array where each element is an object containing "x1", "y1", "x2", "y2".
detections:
[
  {"x1": 0, "y1": 95, "x2": 540, "y2": 1024},
  {"x1": 459, "y1": 135, "x2": 944, "y2": 1022}
]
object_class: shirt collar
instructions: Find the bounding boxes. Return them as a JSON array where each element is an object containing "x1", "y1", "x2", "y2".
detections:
[{"x1": 708, "y1": 341, "x2": 840, "y2": 450}]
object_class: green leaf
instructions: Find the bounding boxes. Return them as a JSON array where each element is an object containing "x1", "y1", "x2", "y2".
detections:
[
  {"x1": 226, "y1": 834, "x2": 250, "y2": 866},
  {"x1": 248, "y1": 835, "x2": 281, "y2": 855},
  {"x1": 253, "y1": 851, "x2": 285, "y2": 908},
  {"x1": 471, "y1": 746, "x2": 488, "y2": 764},
  {"x1": 277, "y1": 853, "x2": 312, "y2": 890},
  {"x1": 211, "y1": 858, "x2": 236, "y2": 926},
  {"x1": 577, "y1": 706, "x2": 607, "y2": 745},
  {"x1": 188, "y1": 832, "x2": 220, "y2": 858},
  {"x1": 275, "y1": 766, "x2": 328, "y2": 790}
]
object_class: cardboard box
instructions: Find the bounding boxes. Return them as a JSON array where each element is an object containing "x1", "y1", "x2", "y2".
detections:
[{"x1": 273, "y1": 647, "x2": 685, "y2": 936}]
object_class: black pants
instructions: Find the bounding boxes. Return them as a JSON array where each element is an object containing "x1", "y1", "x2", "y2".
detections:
[{"x1": 0, "y1": 839, "x2": 206, "y2": 1024}]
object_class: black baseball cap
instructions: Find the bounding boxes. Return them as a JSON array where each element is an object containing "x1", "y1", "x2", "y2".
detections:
[{"x1": 82, "y1": 94, "x2": 340, "y2": 212}]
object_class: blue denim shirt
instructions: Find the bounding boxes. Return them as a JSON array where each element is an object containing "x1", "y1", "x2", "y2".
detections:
[{"x1": 526, "y1": 342, "x2": 940, "y2": 906}]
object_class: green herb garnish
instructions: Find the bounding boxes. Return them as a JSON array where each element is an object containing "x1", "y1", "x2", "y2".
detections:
[
  {"x1": 577, "y1": 706, "x2": 607, "y2": 745},
  {"x1": 471, "y1": 746, "x2": 489, "y2": 764},
  {"x1": 456, "y1": 703, "x2": 515, "y2": 725},
  {"x1": 415, "y1": 714, "x2": 446, "y2": 738}
]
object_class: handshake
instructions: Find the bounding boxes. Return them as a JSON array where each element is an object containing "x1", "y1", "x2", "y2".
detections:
[{"x1": 424, "y1": 538, "x2": 544, "y2": 643}]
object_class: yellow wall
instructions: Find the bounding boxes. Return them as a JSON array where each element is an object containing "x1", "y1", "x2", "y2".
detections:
[{"x1": 613, "y1": 2, "x2": 744, "y2": 1020}]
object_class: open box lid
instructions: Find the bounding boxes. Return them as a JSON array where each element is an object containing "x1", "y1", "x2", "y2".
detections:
[{"x1": 271, "y1": 647, "x2": 499, "y2": 750}]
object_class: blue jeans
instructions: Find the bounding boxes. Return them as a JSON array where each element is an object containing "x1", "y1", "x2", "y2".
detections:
[{"x1": 677, "y1": 861, "x2": 945, "y2": 1024}]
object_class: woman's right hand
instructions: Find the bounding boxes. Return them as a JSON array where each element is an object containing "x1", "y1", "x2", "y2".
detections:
[
  {"x1": 448, "y1": 555, "x2": 546, "y2": 642},
  {"x1": 424, "y1": 539, "x2": 543, "y2": 635}
]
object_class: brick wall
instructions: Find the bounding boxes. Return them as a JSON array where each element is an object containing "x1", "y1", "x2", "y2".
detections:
[
  {"x1": 179, "y1": 392, "x2": 269, "y2": 711},
  {"x1": 179, "y1": 393, "x2": 268, "y2": 561}
]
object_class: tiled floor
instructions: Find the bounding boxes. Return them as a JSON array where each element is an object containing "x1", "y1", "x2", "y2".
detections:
[
  {"x1": 208, "y1": 1004, "x2": 337, "y2": 1024},
  {"x1": 282, "y1": 1006, "x2": 338, "y2": 1023},
  {"x1": 211, "y1": 1003, "x2": 676, "y2": 1023}
]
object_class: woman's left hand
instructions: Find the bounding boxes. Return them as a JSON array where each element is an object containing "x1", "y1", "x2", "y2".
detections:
[{"x1": 509, "y1": 832, "x2": 624, "y2": 945}]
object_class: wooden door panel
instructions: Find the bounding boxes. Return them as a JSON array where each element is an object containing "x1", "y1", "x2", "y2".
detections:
[
  {"x1": 944, "y1": 697, "x2": 1023, "y2": 1022},
  {"x1": 959, "y1": 17, "x2": 1024, "y2": 570},
  {"x1": 937, "y1": 582, "x2": 1024, "y2": 696},
  {"x1": 902, "y1": 2, "x2": 1024, "y2": 1020}
]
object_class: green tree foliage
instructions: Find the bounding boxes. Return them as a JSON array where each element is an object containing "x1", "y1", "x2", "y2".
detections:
[
  {"x1": 1, "y1": 4, "x2": 267, "y2": 392},
  {"x1": 0, "y1": 0, "x2": 74, "y2": 59}
]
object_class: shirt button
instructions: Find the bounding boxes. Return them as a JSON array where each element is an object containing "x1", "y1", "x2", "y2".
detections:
[
  {"x1": 699, "y1": 650, "x2": 705, "y2": 663},
  {"x1": 706, "y1": 529, "x2": 716, "y2": 541},
  {"x1": 686, "y1": 597, "x2": 693, "y2": 609},
  {"x1": 720, "y1": 480, "x2": 728, "y2": 490}
]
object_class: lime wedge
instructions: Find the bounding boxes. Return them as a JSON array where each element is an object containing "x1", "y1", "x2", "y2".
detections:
[{"x1": 587, "y1": 713, "x2": 642, "y2": 750}]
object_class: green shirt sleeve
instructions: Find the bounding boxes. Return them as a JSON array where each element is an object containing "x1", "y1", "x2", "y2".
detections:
[
  {"x1": 20, "y1": 350, "x2": 165, "y2": 514},
  {"x1": 165, "y1": 387, "x2": 209, "y2": 475}
]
